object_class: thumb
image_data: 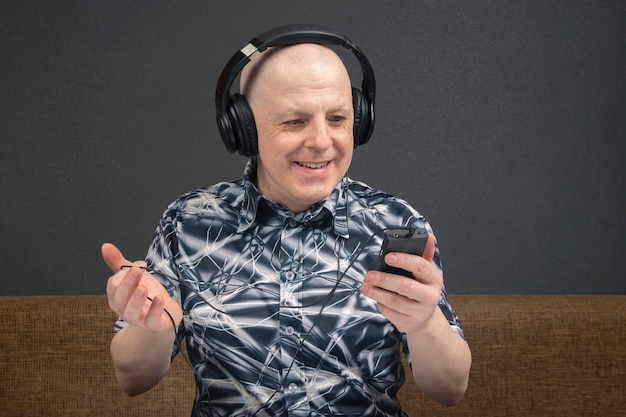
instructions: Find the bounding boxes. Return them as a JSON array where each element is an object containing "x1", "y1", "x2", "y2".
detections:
[
  {"x1": 101, "y1": 243, "x2": 144, "y2": 273},
  {"x1": 422, "y1": 233, "x2": 436, "y2": 263}
]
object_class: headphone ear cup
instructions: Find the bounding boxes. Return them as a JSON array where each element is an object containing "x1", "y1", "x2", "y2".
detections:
[
  {"x1": 352, "y1": 87, "x2": 369, "y2": 147},
  {"x1": 217, "y1": 101, "x2": 237, "y2": 154},
  {"x1": 228, "y1": 93, "x2": 258, "y2": 157}
]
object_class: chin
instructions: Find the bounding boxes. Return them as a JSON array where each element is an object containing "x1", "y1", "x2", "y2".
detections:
[
  {"x1": 289, "y1": 188, "x2": 332, "y2": 211},
  {"x1": 307, "y1": 188, "x2": 336, "y2": 205}
]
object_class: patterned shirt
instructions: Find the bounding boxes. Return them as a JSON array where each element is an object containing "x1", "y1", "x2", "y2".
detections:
[{"x1": 116, "y1": 160, "x2": 464, "y2": 417}]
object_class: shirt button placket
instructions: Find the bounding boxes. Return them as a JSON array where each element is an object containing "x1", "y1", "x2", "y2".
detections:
[{"x1": 279, "y1": 217, "x2": 308, "y2": 415}]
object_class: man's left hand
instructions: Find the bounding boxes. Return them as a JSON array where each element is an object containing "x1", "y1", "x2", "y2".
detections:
[{"x1": 361, "y1": 233, "x2": 442, "y2": 333}]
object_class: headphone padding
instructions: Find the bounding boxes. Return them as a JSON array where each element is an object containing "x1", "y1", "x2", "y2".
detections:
[
  {"x1": 352, "y1": 87, "x2": 370, "y2": 147},
  {"x1": 228, "y1": 93, "x2": 258, "y2": 157}
]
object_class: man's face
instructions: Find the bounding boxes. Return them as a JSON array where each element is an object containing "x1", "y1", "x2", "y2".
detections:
[{"x1": 248, "y1": 45, "x2": 354, "y2": 214}]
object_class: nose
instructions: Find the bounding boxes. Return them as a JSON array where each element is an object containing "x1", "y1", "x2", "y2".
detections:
[{"x1": 304, "y1": 117, "x2": 333, "y2": 150}]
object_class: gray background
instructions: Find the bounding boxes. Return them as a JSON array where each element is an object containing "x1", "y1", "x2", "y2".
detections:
[{"x1": 1, "y1": 1, "x2": 624, "y2": 295}]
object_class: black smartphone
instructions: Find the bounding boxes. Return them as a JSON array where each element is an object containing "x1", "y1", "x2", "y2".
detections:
[{"x1": 376, "y1": 227, "x2": 429, "y2": 278}]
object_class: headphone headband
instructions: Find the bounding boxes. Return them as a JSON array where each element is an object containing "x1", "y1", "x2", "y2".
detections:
[{"x1": 215, "y1": 24, "x2": 376, "y2": 156}]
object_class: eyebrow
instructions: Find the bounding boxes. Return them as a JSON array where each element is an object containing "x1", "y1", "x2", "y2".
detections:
[{"x1": 273, "y1": 103, "x2": 352, "y2": 120}]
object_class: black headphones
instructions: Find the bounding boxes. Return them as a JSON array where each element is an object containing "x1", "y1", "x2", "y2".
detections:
[{"x1": 215, "y1": 24, "x2": 376, "y2": 157}]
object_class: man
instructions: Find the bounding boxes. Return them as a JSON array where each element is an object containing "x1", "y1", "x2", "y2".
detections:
[{"x1": 103, "y1": 27, "x2": 471, "y2": 417}]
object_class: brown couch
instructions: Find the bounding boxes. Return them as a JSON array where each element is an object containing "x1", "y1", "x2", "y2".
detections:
[{"x1": 1, "y1": 295, "x2": 624, "y2": 416}]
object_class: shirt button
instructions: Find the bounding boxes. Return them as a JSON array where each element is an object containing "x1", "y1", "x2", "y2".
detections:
[
  {"x1": 288, "y1": 382, "x2": 298, "y2": 393},
  {"x1": 285, "y1": 326, "x2": 295, "y2": 335},
  {"x1": 285, "y1": 271, "x2": 295, "y2": 281},
  {"x1": 288, "y1": 218, "x2": 298, "y2": 227}
]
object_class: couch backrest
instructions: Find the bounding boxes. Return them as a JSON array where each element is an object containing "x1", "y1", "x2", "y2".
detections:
[
  {"x1": 401, "y1": 295, "x2": 626, "y2": 416},
  {"x1": 1, "y1": 295, "x2": 624, "y2": 416},
  {"x1": 0, "y1": 296, "x2": 194, "y2": 417}
]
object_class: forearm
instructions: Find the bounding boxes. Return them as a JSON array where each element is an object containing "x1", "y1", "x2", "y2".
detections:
[
  {"x1": 110, "y1": 325, "x2": 176, "y2": 396},
  {"x1": 406, "y1": 307, "x2": 472, "y2": 406}
]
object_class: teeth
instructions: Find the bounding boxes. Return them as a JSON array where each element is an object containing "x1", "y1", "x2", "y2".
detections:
[{"x1": 298, "y1": 162, "x2": 328, "y2": 169}]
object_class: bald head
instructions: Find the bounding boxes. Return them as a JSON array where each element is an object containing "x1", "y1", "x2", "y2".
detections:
[{"x1": 240, "y1": 43, "x2": 352, "y2": 109}]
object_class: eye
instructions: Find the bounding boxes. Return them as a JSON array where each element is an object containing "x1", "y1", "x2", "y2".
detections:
[
  {"x1": 328, "y1": 115, "x2": 346, "y2": 125},
  {"x1": 286, "y1": 119, "x2": 303, "y2": 127}
]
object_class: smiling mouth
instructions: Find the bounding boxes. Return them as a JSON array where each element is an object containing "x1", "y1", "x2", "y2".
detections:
[{"x1": 297, "y1": 161, "x2": 329, "y2": 169}]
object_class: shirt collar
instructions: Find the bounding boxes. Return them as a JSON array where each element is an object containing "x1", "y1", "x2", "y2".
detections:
[{"x1": 237, "y1": 158, "x2": 350, "y2": 238}]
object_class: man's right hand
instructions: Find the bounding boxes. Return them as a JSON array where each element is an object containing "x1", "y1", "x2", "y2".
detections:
[
  {"x1": 102, "y1": 243, "x2": 182, "y2": 333},
  {"x1": 102, "y1": 243, "x2": 183, "y2": 395}
]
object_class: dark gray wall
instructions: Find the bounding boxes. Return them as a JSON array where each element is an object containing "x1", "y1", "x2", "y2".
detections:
[{"x1": 1, "y1": 1, "x2": 624, "y2": 295}]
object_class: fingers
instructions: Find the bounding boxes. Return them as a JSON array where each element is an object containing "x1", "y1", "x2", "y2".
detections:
[
  {"x1": 120, "y1": 275, "x2": 150, "y2": 323},
  {"x1": 107, "y1": 266, "x2": 174, "y2": 331},
  {"x1": 101, "y1": 243, "x2": 128, "y2": 273},
  {"x1": 361, "y1": 270, "x2": 441, "y2": 334},
  {"x1": 103, "y1": 242, "x2": 146, "y2": 310},
  {"x1": 362, "y1": 275, "x2": 417, "y2": 310},
  {"x1": 363, "y1": 269, "x2": 440, "y2": 306},
  {"x1": 108, "y1": 265, "x2": 141, "y2": 301},
  {"x1": 107, "y1": 265, "x2": 143, "y2": 314},
  {"x1": 104, "y1": 242, "x2": 153, "y2": 319},
  {"x1": 382, "y1": 250, "x2": 441, "y2": 286},
  {"x1": 103, "y1": 243, "x2": 181, "y2": 332},
  {"x1": 121, "y1": 287, "x2": 169, "y2": 329},
  {"x1": 102, "y1": 243, "x2": 147, "y2": 273},
  {"x1": 422, "y1": 233, "x2": 436, "y2": 262},
  {"x1": 144, "y1": 295, "x2": 170, "y2": 329}
]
